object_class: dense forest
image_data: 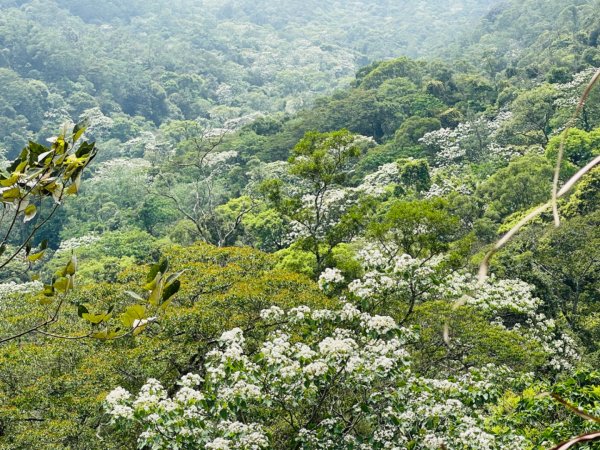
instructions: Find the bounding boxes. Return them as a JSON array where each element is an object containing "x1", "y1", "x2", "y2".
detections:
[{"x1": 0, "y1": 0, "x2": 600, "y2": 448}]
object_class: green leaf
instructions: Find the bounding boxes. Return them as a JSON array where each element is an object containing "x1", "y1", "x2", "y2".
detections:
[
  {"x1": 0, "y1": 174, "x2": 20, "y2": 187},
  {"x1": 27, "y1": 251, "x2": 45, "y2": 262},
  {"x1": 146, "y1": 259, "x2": 169, "y2": 284},
  {"x1": 75, "y1": 141, "x2": 95, "y2": 158},
  {"x1": 2, "y1": 186, "x2": 21, "y2": 201},
  {"x1": 125, "y1": 290, "x2": 145, "y2": 302},
  {"x1": 42, "y1": 284, "x2": 54, "y2": 297},
  {"x1": 73, "y1": 123, "x2": 87, "y2": 143},
  {"x1": 166, "y1": 270, "x2": 186, "y2": 284},
  {"x1": 65, "y1": 172, "x2": 82, "y2": 195},
  {"x1": 159, "y1": 258, "x2": 169, "y2": 274},
  {"x1": 148, "y1": 279, "x2": 164, "y2": 307},
  {"x1": 23, "y1": 204, "x2": 37, "y2": 223},
  {"x1": 82, "y1": 312, "x2": 112, "y2": 324},
  {"x1": 53, "y1": 276, "x2": 72, "y2": 293},
  {"x1": 120, "y1": 304, "x2": 146, "y2": 328},
  {"x1": 161, "y1": 279, "x2": 181, "y2": 307},
  {"x1": 77, "y1": 304, "x2": 89, "y2": 318},
  {"x1": 65, "y1": 255, "x2": 77, "y2": 275}
]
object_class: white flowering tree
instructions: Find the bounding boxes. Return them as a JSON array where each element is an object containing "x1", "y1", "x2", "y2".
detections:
[
  {"x1": 262, "y1": 130, "x2": 375, "y2": 274},
  {"x1": 419, "y1": 111, "x2": 517, "y2": 169},
  {"x1": 148, "y1": 121, "x2": 254, "y2": 247},
  {"x1": 553, "y1": 67, "x2": 600, "y2": 132},
  {"x1": 319, "y1": 242, "x2": 578, "y2": 374},
  {"x1": 339, "y1": 243, "x2": 446, "y2": 324},
  {"x1": 105, "y1": 303, "x2": 529, "y2": 449}
]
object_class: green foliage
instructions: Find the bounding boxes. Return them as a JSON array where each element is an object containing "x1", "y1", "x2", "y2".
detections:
[
  {"x1": 563, "y1": 166, "x2": 600, "y2": 217},
  {"x1": 505, "y1": 84, "x2": 559, "y2": 144},
  {"x1": 545, "y1": 127, "x2": 600, "y2": 178},
  {"x1": 369, "y1": 198, "x2": 461, "y2": 258},
  {"x1": 394, "y1": 116, "x2": 442, "y2": 146},
  {"x1": 288, "y1": 129, "x2": 361, "y2": 185},
  {"x1": 396, "y1": 158, "x2": 432, "y2": 194},
  {"x1": 0, "y1": 243, "x2": 332, "y2": 448},
  {"x1": 477, "y1": 155, "x2": 555, "y2": 221},
  {"x1": 490, "y1": 371, "x2": 600, "y2": 448},
  {"x1": 411, "y1": 301, "x2": 546, "y2": 376},
  {"x1": 2, "y1": 1, "x2": 600, "y2": 447}
]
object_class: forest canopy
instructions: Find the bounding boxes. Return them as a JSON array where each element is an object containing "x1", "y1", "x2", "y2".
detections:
[{"x1": 0, "y1": 0, "x2": 600, "y2": 449}]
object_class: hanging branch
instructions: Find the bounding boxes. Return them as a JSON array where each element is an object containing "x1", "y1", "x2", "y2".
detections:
[
  {"x1": 549, "y1": 394, "x2": 600, "y2": 450},
  {"x1": 552, "y1": 68, "x2": 600, "y2": 226},
  {"x1": 478, "y1": 69, "x2": 600, "y2": 281}
]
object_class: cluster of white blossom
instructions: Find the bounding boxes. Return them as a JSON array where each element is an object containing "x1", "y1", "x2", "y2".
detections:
[
  {"x1": 317, "y1": 267, "x2": 345, "y2": 292},
  {"x1": 343, "y1": 245, "x2": 578, "y2": 373},
  {"x1": 520, "y1": 313, "x2": 580, "y2": 372},
  {"x1": 0, "y1": 280, "x2": 43, "y2": 300},
  {"x1": 439, "y1": 272, "x2": 579, "y2": 372},
  {"x1": 553, "y1": 67, "x2": 599, "y2": 108},
  {"x1": 419, "y1": 111, "x2": 517, "y2": 169},
  {"x1": 425, "y1": 176, "x2": 473, "y2": 198},
  {"x1": 122, "y1": 131, "x2": 170, "y2": 160},
  {"x1": 56, "y1": 234, "x2": 101, "y2": 253},
  {"x1": 285, "y1": 187, "x2": 357, "y2": 244},
  {"x1": 355, "y1": 162, "x2": 401, "y2": 196},
  {"x1": 388, "y1": 365, "x2": 528, "y2": 450},
  {"x1": 420, "y1": 123, "x2": 469, "y2": 164},
  {"x1": 347, "y1": 243, "x2": 445, "y2": 307},
  {"x1": 80, "y1": 107, "x2": 114, "y2": 139},
  {"x1": 106, "y1": 302, "x2": 528, "y2": 449},
  {"x1": 92, "y1": 158, "x2": 151, "y2": 182},
  {"x1": 203, "y1": 150, "x2": 238, "y2": 169},
  {"x1": 422, "y1": 163, "x2": 475, "y2": 199},
  {"x1": 442, "y1": 272, "x2": 541, "y2": 316}
]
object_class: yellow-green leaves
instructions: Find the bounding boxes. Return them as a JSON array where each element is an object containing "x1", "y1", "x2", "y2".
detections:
[
  {"x1": 23, "y1": 204, "x2": 37, "y2": 222},
  {"x1": 120, "y1": 304, "x2": 146, "y2": 328},
  {"x1": 26, "y1": 239, "x2": 49, "y2": 263},
  {"x1": 2, "y1": 186, "x2": 22, "y2": 202}
]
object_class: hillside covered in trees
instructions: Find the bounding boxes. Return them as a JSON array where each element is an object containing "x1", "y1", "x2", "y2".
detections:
[{"x1": 0, "y1": 0, "x2": 600, "y2": 449}]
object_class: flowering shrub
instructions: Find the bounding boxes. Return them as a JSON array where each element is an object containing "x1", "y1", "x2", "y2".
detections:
[{"x1": 105, "y1": 302, "x2": 530, "y2": 449}]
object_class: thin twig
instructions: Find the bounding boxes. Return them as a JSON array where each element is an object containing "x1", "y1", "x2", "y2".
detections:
[{"x1": 552, "y1": 68, "x2": 600, "y2": 226}]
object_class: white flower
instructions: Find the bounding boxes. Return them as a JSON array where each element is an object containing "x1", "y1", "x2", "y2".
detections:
[
  {"x1": 179, "y1": 373, "x2": 202, "y2": 387},
  {"x1": 110, "y1": 404, "x2": 134, "y2": 420},
  {"x1": 206, "y1": 437, "x2": 231, "y2": 450},
  {"x1": 175, "y1": 386, "x2": 204, "y2": 404},
  {"x1": 363, "y1": 315, "x2": 397, "y2": 335},
  {"x1": 339, "y1": 302, "x2": 361, "y2": 321},
  {"x1": 318, "y1": 336, "x2": 357, "y2": 358},
  {"x1": 220, "y1": 328, "x2": 245, "y2": 345},
  {"x1": 105, "y1": 387, "x2": 131, "y2": 406},
  {"x1": 289, "y1": 306, "x2": 311, "y2": 322},
  {"x1": 132, "y1": 316, "x2": 157, "y2": 329},
  {"x1": 260, "y1": 305, "x2": 284, "y2": 321},
  {"x1": 317, "y1": 267, "x2": 345, "y2": 291},
  {"x1": 303, "y1": 361, "x2": 329, "y2": 378}
]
